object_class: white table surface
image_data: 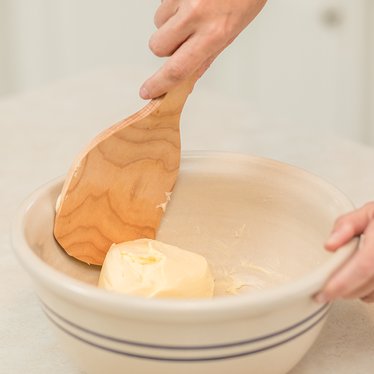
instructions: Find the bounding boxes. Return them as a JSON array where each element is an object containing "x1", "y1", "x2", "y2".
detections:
[{"x1": 1, "y1": 66, "x2": 374, "y2": 374}]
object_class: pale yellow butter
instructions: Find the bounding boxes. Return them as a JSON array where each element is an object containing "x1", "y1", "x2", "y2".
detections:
[{"x1": 98, "y1": 239, "x2": 214, "y2": 298}]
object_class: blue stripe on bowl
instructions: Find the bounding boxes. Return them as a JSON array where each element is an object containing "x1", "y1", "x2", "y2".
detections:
[
  {"x1": 40, "y1": 300, "x2": 329, "y2": 351},
  {"x1": 43, "y1": 307, "x2": 329, "y2": 362}
]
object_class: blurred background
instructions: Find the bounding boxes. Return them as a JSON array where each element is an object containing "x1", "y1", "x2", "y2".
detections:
[{"x1": 0, "y1": 0, "x2": 373, "y2": 145}]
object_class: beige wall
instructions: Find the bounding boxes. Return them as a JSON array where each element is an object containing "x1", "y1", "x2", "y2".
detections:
[
  {"x1": 367, "y1": 0, "x2": 374, "y2": 144},
  {"x1": 0, "y1": 0, "x2": 159, "y2": 93},
  {"x1": 0, "y1": 0, "x2": 12, "y2": 95},
  {"x1": 0, "y1": 0, "x2": 371, "y2": 145}
]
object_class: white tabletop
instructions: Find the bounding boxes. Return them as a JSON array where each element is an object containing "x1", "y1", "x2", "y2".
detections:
[{"x1": 1, "y1": 66, "x2": 374, "y2": 373}]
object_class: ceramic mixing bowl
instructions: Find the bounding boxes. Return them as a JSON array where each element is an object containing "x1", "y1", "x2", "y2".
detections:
[{"x1": 12, "y1": 152, "x2": 358, "y2": 374}]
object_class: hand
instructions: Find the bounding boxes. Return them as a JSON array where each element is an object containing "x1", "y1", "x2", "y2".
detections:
[
  {"x1": 140, "y1": 0, "x2": 267, "y2": 99},
  {"x1": 316, "y1": 202, "x2": 374, "y2": 303}
]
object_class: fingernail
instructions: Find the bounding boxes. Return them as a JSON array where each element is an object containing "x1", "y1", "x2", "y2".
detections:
[
  {"x1": 140, "y1": 86, "x2": 150, "y2": 99},
  {"x1": 326, "y1": 231, "x2": 341, "y2": 246}
]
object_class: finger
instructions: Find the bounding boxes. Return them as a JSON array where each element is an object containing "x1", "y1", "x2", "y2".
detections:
[
  {"x1": 361, "y1": 290, "x2": 374, "y2": 303},
  {"x1": 150, "y1": 10, "x2": 194, "y2": 57},
  {"x1": 154, "y1": 0, "x2": 179, "y2": 28},
  {"x1": 325, "y1": 203, "x2": 374, "y2": 251},
  {"x1": 194, "y1": 30, "x2": 236, "y2": 79},
  {"x1": 195, "y1": 48, "x2": 223, "y2": 78},
  {"x1": 318, "y1": 220, "x2": 374, "y2": 302},
  {"x1": 140, "y1": 35, "x2": 216, "y2": 99},
  {"x1": 196, "y1": 56, "x2": 215, "y2": 79},
  {"x1": 341, "y1": 275, "x2": 374, "y2": 299}
]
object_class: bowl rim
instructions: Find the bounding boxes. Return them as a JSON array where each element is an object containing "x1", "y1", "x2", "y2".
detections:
[{"x1": 12, "y1": 151, "x2": 358, "y2": 322}]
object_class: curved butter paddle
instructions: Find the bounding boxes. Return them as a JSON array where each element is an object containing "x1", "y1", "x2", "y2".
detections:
[{"x1": 54, "y1": 79, "x2": 195, "y2": 265}]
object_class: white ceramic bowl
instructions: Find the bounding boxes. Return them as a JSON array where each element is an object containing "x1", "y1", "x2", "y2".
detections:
[{"x1": 12, "y1": 152, "x2": 358, "y2": 374}]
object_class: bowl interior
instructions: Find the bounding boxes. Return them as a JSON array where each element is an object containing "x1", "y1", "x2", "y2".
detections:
[{"x1": 22, "y1": 153, "x2": 355, "y2": 297}]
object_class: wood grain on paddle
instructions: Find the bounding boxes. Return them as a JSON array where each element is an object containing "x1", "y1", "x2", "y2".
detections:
[{"x1": 54, "y1": 79, "x2": 195, "y2": 265}]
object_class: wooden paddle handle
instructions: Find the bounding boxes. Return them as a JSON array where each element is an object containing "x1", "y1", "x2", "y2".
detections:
[{"x1": 155, "y1": 76, "x2": 197, "y2": 116}]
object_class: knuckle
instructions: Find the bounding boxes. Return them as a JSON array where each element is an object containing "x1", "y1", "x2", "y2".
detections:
[
  {"x1": 214, "y1": 25, "x2": 231, "y2": 41},
  {"x1": 205, "y1": 23, "x2": 232, "y2": 48},
  {"x1": 177, "y1": 13, "x2": 192, "y2": 29},
  {"x1": 165, "y1": 63, "x2": 187, "y2": 82},
  {"x1": 188, "y1": 0, "x2": 204, "y2": 19}
]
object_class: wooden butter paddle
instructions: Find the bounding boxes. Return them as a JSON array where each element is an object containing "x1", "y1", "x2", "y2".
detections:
[{"x1": 54, "y1": 79, "x2": 195, "y2": 265}]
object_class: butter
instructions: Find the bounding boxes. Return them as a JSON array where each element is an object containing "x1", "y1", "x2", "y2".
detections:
[
  {"x1": 98, "y1": 239, "x2": 214, "y2": 298},
  {"x1": 55, "y1": 194, "x2": 62, "y2": 212},
  {"x1": 156, "y1": 191, "x2": 172, "y2": 212}
]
